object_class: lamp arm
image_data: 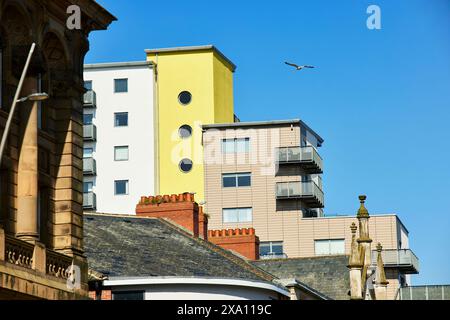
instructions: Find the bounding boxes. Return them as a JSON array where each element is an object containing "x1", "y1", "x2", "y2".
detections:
[{"x1": 0, "y1": 43, "x2": 36, "y2": 168}]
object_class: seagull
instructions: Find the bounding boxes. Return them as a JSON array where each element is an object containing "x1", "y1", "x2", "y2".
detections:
[{"x1": 285, "y1": 61, "x2": 315, "y2": 71}]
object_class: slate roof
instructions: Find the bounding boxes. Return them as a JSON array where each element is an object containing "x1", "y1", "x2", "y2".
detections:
[
  {"x1": 252, "y1": 255, "x2": 351, "y2": 300},
  {"x1": 83, "y1": 213, "x2": 276, "y2": 282}
]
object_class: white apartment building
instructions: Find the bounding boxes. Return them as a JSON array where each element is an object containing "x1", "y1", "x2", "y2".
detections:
[{"x1": 83, "y1": 61, "x2": 156, "y2": 214}]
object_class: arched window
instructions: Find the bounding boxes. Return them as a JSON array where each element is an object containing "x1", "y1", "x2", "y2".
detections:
[{"x1": 0, "y1": 35, "x2": 3, "y2": 109}]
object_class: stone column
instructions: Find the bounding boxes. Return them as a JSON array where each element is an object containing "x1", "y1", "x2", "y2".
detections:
[
  {"x1": 348, "y1": 222, "x2": 363, "y2": 300},
  {"x1": 16, "y1": 77, "x2": 39, "y2": 242},
  {"x1": 356, "y1": 195, "x2": 373, "y2": 270},
  {"x1": 374, "y1": 243, "x2": 389, "y2": 300}
]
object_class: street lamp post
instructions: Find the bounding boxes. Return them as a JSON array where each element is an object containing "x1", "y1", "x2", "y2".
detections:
[{"x1": 0, "y1": 43, "x2": 49, "y2": 168}]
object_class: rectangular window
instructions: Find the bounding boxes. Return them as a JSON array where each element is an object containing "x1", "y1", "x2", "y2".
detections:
[
  {"x1": 222, "y1": 207, "x2": 252, "y2": 223},
  {"x1": 314, "y1": 239, "x2": 345, "y2": 256},
  {"x1": 114, "y1": 78, "x2": 128, "y2": 93},
  {"x1": 83, "y1": 148, "x2": 93, "y2": 158},
  {"x1": 114, "y1": 112, "x2": 128, "y2": 127},
  {"x1": 113, "y1": 291, "x2": 144, "y2": 300},
  {"x1": 115, "y1": 180, "x2": 129, "y2": 195},
  {"x1": 222, "y1": 173, "x2": 251, "y2": 188},
  {"x1": 114, "y1": 146, "x2": 129, "y2": 161},
  {"x1": 222, "y1": 138, "x2": 250, "y2": 153},
  {"x1": 83, "y1": 113, "x2": 94, "y2": 125},
  {"x1": 83, "y1": 182, "x2": 93, "y2": 193},
  {"x1": 259, "y1": 241, "x2": 284, "y2": 257},
  {"x1": 84, "y1": 80, "x2": 92, "y2": 91}
]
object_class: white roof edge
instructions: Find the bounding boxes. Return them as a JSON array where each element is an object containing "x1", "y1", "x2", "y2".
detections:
[
  {"x1": 84, "y1": 61, "x2": 154, "y2": 70},
  {"x1": 103, "y1": 277, "x2": 289, "y2": 296},
  {"x1": 144, "y1": 45, "x2": 236, "y2": 71},
  {"x1": 202, "y1": 119, "x2": 324, "y2": 144}
]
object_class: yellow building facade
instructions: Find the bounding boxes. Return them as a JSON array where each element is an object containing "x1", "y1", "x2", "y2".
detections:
[{"x1": 146, "y1": 46, "x2": 235, "y2": 202}]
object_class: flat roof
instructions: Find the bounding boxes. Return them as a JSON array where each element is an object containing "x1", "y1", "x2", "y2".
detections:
[
  {"x1": 84, "y1": 61, "x2": 154, "y2": 70},
  {"x1": 145, "y1": 45, "x2": 236, "y2": 72},
  {"x1": 202, "y1": 119, "x2": 324, "y2": 144}
]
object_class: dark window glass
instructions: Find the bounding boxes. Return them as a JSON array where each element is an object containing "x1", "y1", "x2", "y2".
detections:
[
  {"x1": 237, "y1": 174, "x2": 251, "y2": 187},
  {"x1": 113, "y1": 291, "x2": 144, "y2": 300},
  {"x1": 222, "y1": 175, "x2": 236, "y2": 188},
  {"x1": 259, "y1": 243, "x2": 271, "y2": 256},
  {"x1": 83, "y1": 114, "x2": 93, "y2": 125},
  {"x1": 271, "y1": 243, "x2": 284, "y2": 255},
  {"x1": 84, "y1": 81, "x2": 92, "y2": 90},
  {"x1": 179, "y1": 125, "x2": 192, "y2": 138},
  {"x1": 114, "y1": 79, "x2": 128, "y2": 93},
  {"x1": 83, "y1": 182, "x2": 93, "y2": 193},
  {"x1": 115, "y1": 180, "x2": 129, "y2": 195},
  {"x1": 114, "y1": 112, "x2": 128, "y2": 127},
  {"x1": 179, "y1": 158, "x2": 193, "y2": 173},
  {"x1": 178, "y1": 91, "x2": 192, "y2": 105}
]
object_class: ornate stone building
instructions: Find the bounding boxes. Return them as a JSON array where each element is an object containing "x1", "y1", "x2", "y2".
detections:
[{"x1": 0, "y1": 0, "x2": 115, "y2": 299}]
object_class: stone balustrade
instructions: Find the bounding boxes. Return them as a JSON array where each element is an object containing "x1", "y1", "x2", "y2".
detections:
[{"x1": 1, "y1": 228, "x2": 73, "y2": 279}]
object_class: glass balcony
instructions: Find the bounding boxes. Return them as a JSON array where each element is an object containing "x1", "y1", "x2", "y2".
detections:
[
  {"x1": 83, "y1": 192, "x2": 96, "y2": 210},
  {"x1": 276, "y1": 146, "x2": 323, "y2": 174},
  {"x1": 83, "y1": 90, "x2": 97, "y2": 108},
  {"x1": 372, "y1": 249, "x2": 420, "y2": 274},
  {"x1": 399, "y1": 285, "x2": 450, "y2": 300},
  {"x1": 276, "y1": 181, "x2": 324, "y2": 208},
  {"x1": 83, "y1": 124, "x2": 97, "y2": 141},
  {"x1": 83, "y1": 157, "x2": 96, "y2": 175}
]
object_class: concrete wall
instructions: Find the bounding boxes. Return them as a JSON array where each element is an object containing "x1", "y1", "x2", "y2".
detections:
[{"x1": 84, "y1": 63, "x2": 155, "y2": 214}]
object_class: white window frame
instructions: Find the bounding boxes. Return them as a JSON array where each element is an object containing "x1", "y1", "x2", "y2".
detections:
[
  {"x1": 114, "y1": 146, "x2": 129, "y2": 161},
  {"x1": 114, "y1": 78, "x2": 128, "y2": 93},
  {"x1": 222, "y1": 173, "x2": 251, "y2": 188},
  {"x1": 259, "y1": 241, "x2": 284, "y2": 256},
  {"x1": 221, "y1": 138, "x2": 250, "y2": 153},
  {"x1": 114, "y1": 112, "x2": 128, "y2": 127},
  {"x1": 314, "y1": 239, "x2": 345, "y2": 256},
  {"x1": 222, "y1": 207, "x2": 252, "y2": 223},
  {"x1": 114, "y1": 180, "x2": 129, "y2": 195}
]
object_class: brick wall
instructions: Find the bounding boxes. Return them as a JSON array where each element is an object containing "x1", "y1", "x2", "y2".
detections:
[{"x1": 208, "y1": 228, "x2": 260, "y2": 260}]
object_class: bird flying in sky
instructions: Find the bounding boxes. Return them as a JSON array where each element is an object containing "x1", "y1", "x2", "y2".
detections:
[{"x1": 284, "y1": 62, "x2": 315, "y2": 71}]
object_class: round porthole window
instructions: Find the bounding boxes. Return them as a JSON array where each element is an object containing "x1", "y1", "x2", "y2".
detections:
[
  {"x1": 178, "y1": 91, "x2": 192, "y2": 105},
  {"x1": 179, "y1": 125, "x2": 192, "y2": 139},
  {"x1": 179, "y1": 158, "x2": 193, "y2": 173}
]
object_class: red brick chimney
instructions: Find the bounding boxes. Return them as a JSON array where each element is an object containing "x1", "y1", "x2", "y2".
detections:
[
  {"x1": 136, "y1": 193, "x2": 208, "y2": 239},
  {"x1": 208, "y1": 228, "x2": 260, "y2": 260}
]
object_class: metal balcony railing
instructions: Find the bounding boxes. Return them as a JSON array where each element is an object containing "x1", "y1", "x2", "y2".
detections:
[
  {"x1": 83, "y1": 124, "x2": 97, "y2": 141},
  {"x1": 276, "y1": 181, "x2": 324, "y2": 208},
  {"x1": 259, "y1": 253, "x2": 288, "y2": 260},
  {"x1": 83, "y1": 192, "x2": 96, "y2": 210},
  {"x1": 399, "y1": 285, "x2": 450, "y2": 300},
  {"x1": 83, "y1": 90, "x2": 96, "y2": 107},
  {"x1": 83, "y1": 157, "x2": 96, "y2": 175},
  {"x1": 372, "y1": 249, "x2": 420, "y2": 274},
  {"x1": 276, "y1": 146, "x2": 323, "y2": 174}
]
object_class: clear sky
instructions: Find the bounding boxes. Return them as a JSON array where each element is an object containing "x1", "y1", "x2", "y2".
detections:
[{"x1": 87, "y1": 0, "x2": 450, "y2": 285}]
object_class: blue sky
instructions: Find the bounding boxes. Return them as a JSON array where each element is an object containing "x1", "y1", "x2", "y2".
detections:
[{"x1": 87, "y1": 0, "x2": 450, "y2": 285}]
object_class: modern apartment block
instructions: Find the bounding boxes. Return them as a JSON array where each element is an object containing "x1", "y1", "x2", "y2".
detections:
[
  {"x1": 203, "y1": 119, "x2": 325, "y2": 246},
  {"x1": 83, "y1": 62, "x2": 156, "y2": 214},
  {"x1": 82, "y1": 45, "x2": 236, "y2": 214},
  {"x1": 202, "y1": 120, "x2": 419, "y2": 299}
]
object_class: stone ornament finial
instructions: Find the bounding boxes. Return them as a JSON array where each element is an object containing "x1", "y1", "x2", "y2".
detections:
[
  {"x1": 350, "y1": 222, "x2": 357, "y2": 234},
  {"x1": 357, "y1": 195, "x2": 369, "y2": 218},
  {"x1": 375, "y1": 242, "x2": 389, "y2": 286},
  {"x1": 348, "y1": 223, "x2": 363, "y2": 268},
  {"x1": 376, "y1": 242, "x2": 383, "y2": 252}
]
